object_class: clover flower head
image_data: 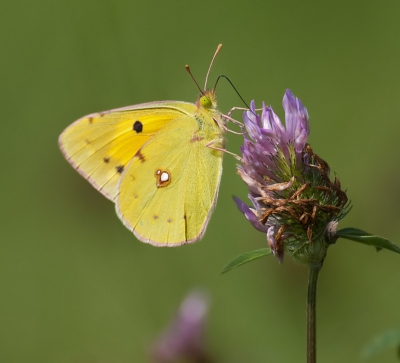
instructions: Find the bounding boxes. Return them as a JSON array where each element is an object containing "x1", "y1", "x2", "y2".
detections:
[
  {"x1": 150, "y1": 291, "x2": 211, "y2": 363},
  {"x1": 235, "y1": 89, "x2": 349, "y2": 265}
]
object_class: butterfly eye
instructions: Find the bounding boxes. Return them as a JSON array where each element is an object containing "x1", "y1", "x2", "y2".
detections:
[{"x1": 199, "y1": 95, "x2": 212, "y2": 108}]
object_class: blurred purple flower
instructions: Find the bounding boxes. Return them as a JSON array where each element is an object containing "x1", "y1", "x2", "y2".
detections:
[
  {"x1": 150, "y1": 291, "x2": 213, "y2": 363},
  {"x1": 235, "y1": 89, "x2": 349, "y2": 265}
]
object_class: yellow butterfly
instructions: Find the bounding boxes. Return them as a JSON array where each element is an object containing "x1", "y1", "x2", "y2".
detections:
[{"x1": 59, "y1": 45, "x2": 227, "y2": 246}]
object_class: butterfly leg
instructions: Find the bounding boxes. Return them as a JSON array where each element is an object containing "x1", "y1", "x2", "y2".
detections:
[
  {"x1": 205, "y1": 139, "x2": 244, "y2": 162},
  {"x1": 226, "y1": 106, "x2": 248, "y2": 119},
  {"x1": 226, "y1": 106, "x2": 263, "y2": 118},
  {"x1": 213, "y1": 115, "x2": 243, "y2": 136},
  {"x1": 222, "y1": 105, "x2": 265, "y2": 135},
  {"x1": 224, "y1": 107, "x2": 245, "y2": 128}
]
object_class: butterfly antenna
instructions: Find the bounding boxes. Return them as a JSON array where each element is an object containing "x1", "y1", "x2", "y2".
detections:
[
  {"x1": 204, "y1": 44, "x2": 223, "y2": 91},
  {"x1": 185, "y1": 65, "x2": 204, "y2": 95},
  {"x1": 214, "y1": 74, "x2": 251, "y2": 110}
]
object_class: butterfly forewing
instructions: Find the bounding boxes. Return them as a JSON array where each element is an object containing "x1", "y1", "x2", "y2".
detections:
[{"x1": 59, "y1": 103, "x2": 193, "y2": 201}]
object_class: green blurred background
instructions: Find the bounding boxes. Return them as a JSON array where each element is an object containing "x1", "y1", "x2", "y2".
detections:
[{"x1": 2, "y1": 0, "x2": 400, "y2": 362}]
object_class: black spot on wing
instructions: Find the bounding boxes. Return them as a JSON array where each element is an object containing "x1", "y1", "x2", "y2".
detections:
[
  {"x1": 133, "y1": 120, "x2": 143, "y2": 133},
  {"x1": 116, "y1": 165, "x2": 124, "y2": 173},
  {"x1": 103, "y1": 157, "x2": 110, "y2": 163}
]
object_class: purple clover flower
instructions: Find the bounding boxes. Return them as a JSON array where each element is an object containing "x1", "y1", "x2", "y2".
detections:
[
  {"x1": 150, "y1": 291, "x2": 212, "y2": 363},
  {"x1": 235, "y1": 89, "x2": 349, "y2": 265}
]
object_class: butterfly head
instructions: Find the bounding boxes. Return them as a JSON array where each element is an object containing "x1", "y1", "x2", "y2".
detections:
[{"x1": 197, "y1": 89, "x2": 217, "y2": 110}]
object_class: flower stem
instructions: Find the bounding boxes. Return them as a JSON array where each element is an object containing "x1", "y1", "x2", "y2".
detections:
[{"x1": 307, "y1": 264, "x2": 321, "y2": 363}]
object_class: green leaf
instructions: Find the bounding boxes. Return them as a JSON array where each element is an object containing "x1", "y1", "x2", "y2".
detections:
[
  {"x1": 337, "y1": 228, "x2": 400, "y2": 254},
  {"x1": 361, "y1": 329, "x2": 400, "y2": 359},
  {"x1": 221, "y1": 248, "x2": 272, "y2": 274}
]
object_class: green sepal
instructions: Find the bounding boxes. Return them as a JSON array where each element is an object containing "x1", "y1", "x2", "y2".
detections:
[
  {"x1": 337, "y1": 228, "x2": 400, "y2": 254},
  {"x1": 361, "y1": 328, "x2": 400, "y2": 359},
  {"x1": 221, "y1": 248, "x2": 272, "y2": 274}
]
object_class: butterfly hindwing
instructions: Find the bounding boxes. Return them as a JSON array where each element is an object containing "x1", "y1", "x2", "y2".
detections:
[{"x1": 116, "y1": 113, "x2": 224, "y2": 246}]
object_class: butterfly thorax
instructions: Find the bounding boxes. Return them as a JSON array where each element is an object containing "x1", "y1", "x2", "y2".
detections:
[{"x1": 194, "y1": 89, "x2": 225, "y2": 144}]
